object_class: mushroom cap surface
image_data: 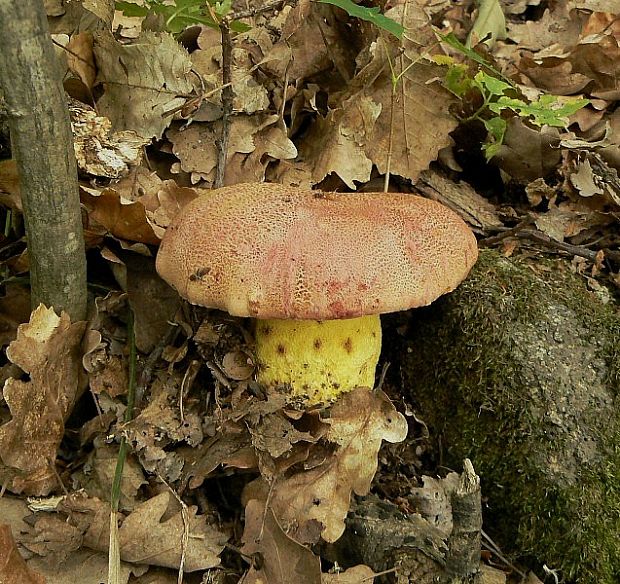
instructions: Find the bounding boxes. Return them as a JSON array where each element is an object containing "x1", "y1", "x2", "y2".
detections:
[{"x1": 156, "y1": 183, "x2": 478, "y2": 320}]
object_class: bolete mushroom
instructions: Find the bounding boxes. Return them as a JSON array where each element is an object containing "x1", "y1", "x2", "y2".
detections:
[{"x1": 156, "y1": 183, "x2": 478, "y2": 405}]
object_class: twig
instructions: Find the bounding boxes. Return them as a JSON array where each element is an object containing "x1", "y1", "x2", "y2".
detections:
[
  {"x1": 157, "y1": 473, "x2": 190, "y2": 584},
  {"x1": 518, "y1": 229, "x2": 620, "y2": 262},
  {"x1": 481, "y1": 529, "x2": 527, "y2": 579},
  {"x1": 481, "y1": 225, "x2": 620, "y2": 263},
  {"x1": 215, "y1": 20, "x2": 234, "y2": 188},
  {"x1": 478, "y1": 218, "x2": 536, "y2": 247}
]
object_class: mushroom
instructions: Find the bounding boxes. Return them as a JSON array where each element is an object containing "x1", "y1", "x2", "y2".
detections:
[{"x1": 156, "y1": 183, "x2": 478, "y2": 405}]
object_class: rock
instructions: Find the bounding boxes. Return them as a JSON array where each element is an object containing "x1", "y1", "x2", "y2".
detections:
[{"x1": 399, "y1": 250, "x2": 620, "y2": 583}]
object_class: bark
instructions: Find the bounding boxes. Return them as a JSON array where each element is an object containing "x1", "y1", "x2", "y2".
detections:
[{"x1": 0, "y1": 0, "x2": 87, "y2": 321}]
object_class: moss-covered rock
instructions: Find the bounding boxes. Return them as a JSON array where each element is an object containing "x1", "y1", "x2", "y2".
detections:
[{"x1": 400, "y1": 249, "x2": 620, "y2": 582}]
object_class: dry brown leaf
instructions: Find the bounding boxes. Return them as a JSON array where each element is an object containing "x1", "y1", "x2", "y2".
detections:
[
  {"x1": 299, "y1": 96, "x2": 379, "y2": 188},
  {"x1": 244, "y1": 389, "x2": 407, "y2": 543},
  {"x1": 0, "y1": 285, "x2": 31, "y2": 347},
  {"x1": 66, "y1": 32, "x2": 96, "y2": 90},
  {"x1": 21, "y1": 514, "x2": 83, "y2": 563},
  {"x1": 27, "y1": 548, "x2": 141, "y2": 584},
  {"x1": 241, "y1": 498, "x2": 322, "y2": 584},
  {"x1": 0, "y1": 305, "x2": 86, "y2": 495},
  {"x1": 93, "y1": 30, "x2": 194, "y2": 139},
  {"x1": 492, "y1": 117, "x2": 561, "y2": 181},
  {"x1": 88, "y1": 354, "x2": 128, "y2": 397},
  {"x1": 80, "y1": 444, "x2": 146, "y2": 511},
  {"x1": 506, "y1": 4, "x2": 586, "y2": 51},
  {"x1": 167, "y1": 115, "x2": 296, "y2": 186},
  {"x1": 81, "y1": 186, "x2": 160, "y2": 244},
  {"x1": 47, "y1": 0, "x2": 113, "y2": 35},
  {"x1": 322, "y1": 565, "x2": 376, "y2": 583},
  {"x1": 0, "y1": 524, "x2": 46, "y2": 584},
  {"x1": 191, "y1": 41, "x2": 270, "y2": 116},
  {"x1": 117, "y1": 491, "x2": 228, "y2": 571},
  {"x1": 520, "y1": 27, "x2": 620, "y2": 100},
  {"x1": 141, "y1": 179, "x2": 201, "y2": 238},
  {"x1": 250, "y1": 412, "x2": 316, "y2": 461},
  {"x1": 298, "y1": 3, "x2": 456, "y2": 187},
  {"x1": 59, "y1": 491, "x2": 228, "y2": 571},
  {"x1": 182, "y1": 430, "x2": 254, "y2": 490},
  {"x1": 260, "y1": 0, "x2": 342, "y2": 81}
]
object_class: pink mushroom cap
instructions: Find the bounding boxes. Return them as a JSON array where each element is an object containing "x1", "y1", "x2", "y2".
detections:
[{"x1": 156, "y1": 183, "x2": 478, "y2": 320}]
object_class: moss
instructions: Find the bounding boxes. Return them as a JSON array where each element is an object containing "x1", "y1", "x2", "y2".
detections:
[{"x1": 400, "y1": 250, "x2": 620, "y2": 582}]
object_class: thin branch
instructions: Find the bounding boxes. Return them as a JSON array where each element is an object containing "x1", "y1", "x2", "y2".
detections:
[
  {"x1": 480, "y1": 224, "x2": 620, "y2": 263},
  {"x1": 215, "y1": 20, "x2": 234, "y2": 188}
]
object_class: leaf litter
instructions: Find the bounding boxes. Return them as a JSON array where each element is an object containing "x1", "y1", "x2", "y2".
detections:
[{"x1": 0, "y1": 0, "x2": 620, "y2": 581}]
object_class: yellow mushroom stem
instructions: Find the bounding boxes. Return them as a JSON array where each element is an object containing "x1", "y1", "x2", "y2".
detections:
[{"x1": 254, "y1": 314, "x2": 382, "y2": 405}]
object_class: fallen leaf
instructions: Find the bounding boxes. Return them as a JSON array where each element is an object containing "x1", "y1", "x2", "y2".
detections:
[
  {"x1": 0, "y1": 524, "x2": 45, "y2": 584},
  {"x1": 93, "y1": 30, "x2": 194, "y2": 139},
  {"x1": 117, "y1": 491, "x2": 228, "y2": 571},
  {"x1": 241, "y1": 498, "x2": 322, "y2": 584},
  {"x1": 81, "y1": 186, "x2": 160, "y2": 244},
  {"x1": 322, "y1": 565, "x2": 376, "y2": 583},
  {"x1": 0, "y1": 305, "x2": 86, "y2": 495},
  {"x1": 244, "y1": 389, "x2": 407, "y2": 543}
]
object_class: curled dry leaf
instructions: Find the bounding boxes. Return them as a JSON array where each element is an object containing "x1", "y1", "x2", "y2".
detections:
[
  {"x1": 241, "y1": 498, "x2": 322, "y2": 584},
  {"x1": 0, "y1": 305, "x2": 86, "y2": 495},
  {"x1": 81, "y1": 186, "x2": 160, "y2": 245},
  {"x1": 0, "y1": 524, "x2": 46, "y2": 584},
  {"x1": 244, "y1": 389, "x2": 408, "y2": 543}
]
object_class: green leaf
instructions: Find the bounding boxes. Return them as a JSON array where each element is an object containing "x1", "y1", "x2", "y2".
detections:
[
  {"x1": 467, "y1": 0, "x2": 506, "y2": 48},
  {"x1": 437, "y1": 32, "x2": 514, "y2": 87},
  {"x1": 474, "y1": 71, "x2": 511, "y2": 97},
  {"x1": 215, "y1": 0, "x2": 232, "y2": 17},
  {"x1": 318, "y1": 0, "x2": 404, "y2": 39},
  {"x1": 482, "y1": 116, "x2": 506, "y2": 160},
  {"x1": 444, "y1": 64, "x2": 472, "y2": 97},
  {"x1": 492, "y1": 95, "x2": 590, "y2": 127}
]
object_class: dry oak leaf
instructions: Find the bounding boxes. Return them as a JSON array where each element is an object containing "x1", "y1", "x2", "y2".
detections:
[
  {"x1": 93, "y1": 30, "x2": 194, "y2": 139},
  {"x1": 299, "y1": 95, "x2": 380, "y2": 188},
  {"x1": 81, "y1": 185, "x2": 160, "y2": 245},
  {"x1": 298, "y1": 2, "x2": 456, "y2": 187},
  {"x1": 117, "y1": 491, "x2": 228, "y2": 571},
  {"x1": 241, "y1": 498, "x2": 322, "y2": 584},
  {"x1": 0, "y1": 305, "x2": 86, "y2": 495},
  {"x1": 0, "y1": 524, "x2": 46, "y2": 584},
  {"x1": 244, "y1": 389, "x2": 407, "y2": 543}
]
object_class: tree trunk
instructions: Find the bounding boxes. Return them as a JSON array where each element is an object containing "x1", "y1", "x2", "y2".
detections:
[{"x1": 0, "y1": 0, "x2": 87, "y2": 321}]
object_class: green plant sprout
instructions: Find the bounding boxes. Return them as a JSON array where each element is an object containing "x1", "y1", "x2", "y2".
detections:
[
  {"x1": 115, "y1": 0, "x2": 249, "y2": 34},
  {"x1": 434, "y1": 36, "x2": 589, "y2": 160}
]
